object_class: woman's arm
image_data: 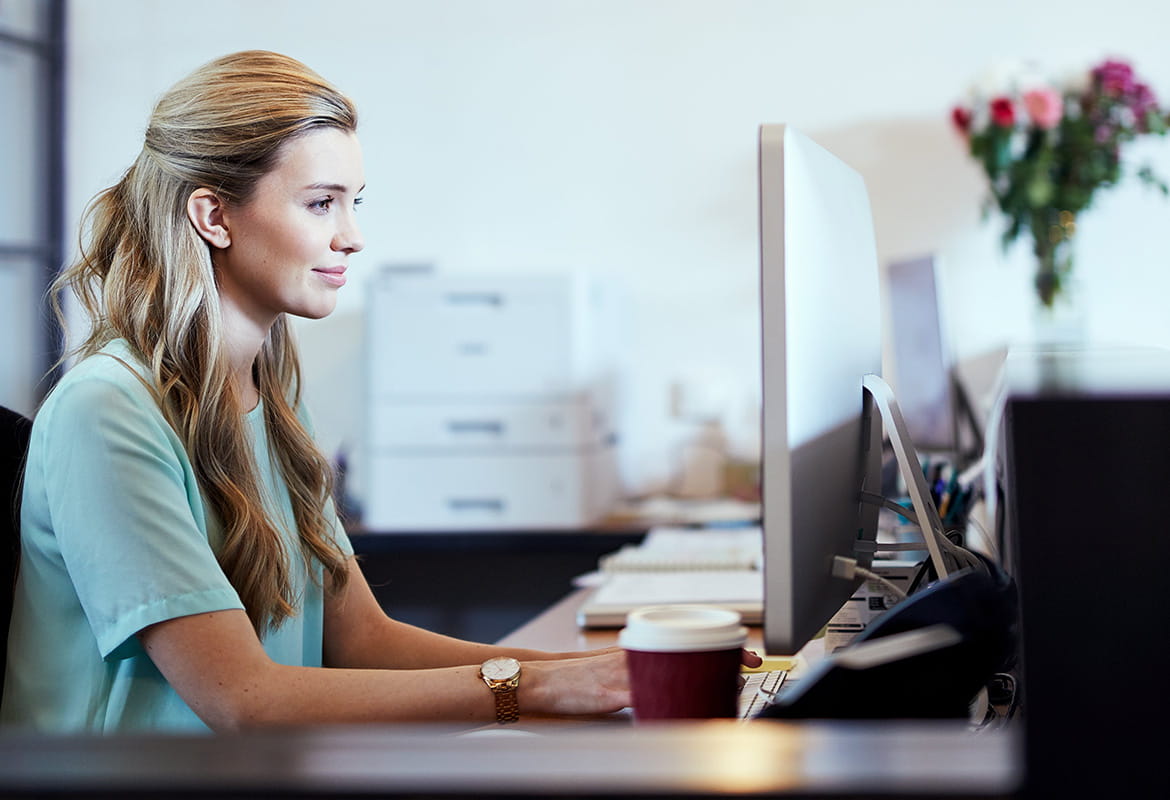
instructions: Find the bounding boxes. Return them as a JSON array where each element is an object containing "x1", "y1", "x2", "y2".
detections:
[{"x1": 138, "y1": 601, "x2": 629, "y2": 732}]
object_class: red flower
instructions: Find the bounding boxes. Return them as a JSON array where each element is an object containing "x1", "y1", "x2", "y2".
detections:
[
  {"x1": 951, "y1": 106, "x2": 972, "y2": 133},
  {"x1": 990, "y1": 97, "x2": 1016, "y2": 127}
]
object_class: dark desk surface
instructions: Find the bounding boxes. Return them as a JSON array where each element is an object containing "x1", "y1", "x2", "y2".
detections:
[{"x1": 0, "y1": 721, "x2": 1018, "y2": 799}]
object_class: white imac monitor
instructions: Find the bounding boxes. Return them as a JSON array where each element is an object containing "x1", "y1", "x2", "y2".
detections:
[{"x1": 758, "y1": 125, "x2": 885, "y2": 655}]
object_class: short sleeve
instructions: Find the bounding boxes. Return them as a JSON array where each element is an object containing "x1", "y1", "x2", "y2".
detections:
[
  {"x1": 324, "y1": 495, "x2": 355, "y2": 558},
  {"x1": 38, "y1": 369, "x2": 243, "y2": 660}
]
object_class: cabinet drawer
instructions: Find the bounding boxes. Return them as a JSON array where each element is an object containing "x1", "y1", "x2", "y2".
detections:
[
  {"x1": 367, "y1": 273, "x2": 605, "y2": 397},
  {"x1": 363, "y1": 449, "x2": 619, "y2": 530},
  {"x1": 369, "y1": 398, "x2": 612, "y2": 449}
]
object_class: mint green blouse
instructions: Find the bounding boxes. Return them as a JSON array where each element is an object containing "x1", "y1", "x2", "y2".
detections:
[{"x1": 1, "y1": 340, "x2": 352, "y2": 733}]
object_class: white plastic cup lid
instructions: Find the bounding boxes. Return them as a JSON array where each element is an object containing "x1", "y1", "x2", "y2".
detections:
[{"x1": 618, "y1": 605, "x2": 748, "y2": 652}]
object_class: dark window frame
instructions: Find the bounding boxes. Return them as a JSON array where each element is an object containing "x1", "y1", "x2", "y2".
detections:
[{"x1": 0, "y1": 0, "x2": 66, "y2": 401}]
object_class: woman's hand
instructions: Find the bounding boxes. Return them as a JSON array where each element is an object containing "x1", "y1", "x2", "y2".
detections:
[
  {"x1": 519, "y1": 650, "x2": 630, "y2": 716},
  {"x1": 741, "y1": 648, "x2": 764, "y2": 669},
  {"x1": 515, "y1": 647, "x2": 764, "y2": 717}
]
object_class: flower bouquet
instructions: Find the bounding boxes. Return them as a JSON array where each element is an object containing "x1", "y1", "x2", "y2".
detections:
[{"x1": 952, "y1": 59, "x2": 1170, "y2": 307}]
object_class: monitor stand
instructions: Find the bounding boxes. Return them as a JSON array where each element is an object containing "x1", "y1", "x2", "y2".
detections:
[
  {"x1": 952, "y1": 372, "x2": 985, "y2": 465},
  {"x1": 861, "y1": 373, "x2": 953, "y2": 580}
]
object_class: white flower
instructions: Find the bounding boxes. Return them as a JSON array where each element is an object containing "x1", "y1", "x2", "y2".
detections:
[
  {"x1": 1059, "y1": 66, "x2": 1092, "y2": 95},
  {"x1": 968, "y1": 58, "x2": 1049, "y2": 101}
]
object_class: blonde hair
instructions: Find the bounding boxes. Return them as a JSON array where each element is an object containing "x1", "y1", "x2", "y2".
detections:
[{"x1": 54, "y1": 51, "x2": 354, "y2": 633}]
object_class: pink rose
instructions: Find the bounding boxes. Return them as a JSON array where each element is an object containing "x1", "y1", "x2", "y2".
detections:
[
  {"x1": 1093, "y1": 59, "x2": 1135, "y2": 96},
  {"x1": 1023, "y1": 87, "x2": 1063, "y2": 129},
  {"x1": 990, "y1": 97, "x2": 1016, "y2": 127}
]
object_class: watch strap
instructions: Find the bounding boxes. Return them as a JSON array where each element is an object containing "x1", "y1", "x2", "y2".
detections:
[{"x1": 488, "y1": 680, "x2": 520, "y2": 724}]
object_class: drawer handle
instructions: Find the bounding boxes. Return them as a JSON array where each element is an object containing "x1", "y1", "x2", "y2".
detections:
[
  {"x1": 455, "y1": 341, "x2": 490, "y2": 357},
  {"x1": 443, "y1": 291, "x2": 504, "y2": 307},
  {"x1": 447, "y1": 498, "x2": 506, "y2": 513},
  {"x1": 447, "y1": 420, "x2": 505, "y2": 436}
]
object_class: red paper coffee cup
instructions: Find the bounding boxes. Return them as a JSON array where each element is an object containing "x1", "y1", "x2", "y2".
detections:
[{"x1": 619, "y1": 605, "x2": 747, "y2": 721}]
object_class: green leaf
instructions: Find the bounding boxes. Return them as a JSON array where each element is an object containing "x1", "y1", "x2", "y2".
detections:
[{"x1": 1026, "y1": 175, "x2": 1055, "y2": 207}]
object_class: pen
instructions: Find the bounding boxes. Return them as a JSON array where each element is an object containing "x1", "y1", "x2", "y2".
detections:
[
  {"x1": 939, "y1": 471, "x2": 960, "y2": 517},
  {"x1": 932, "y1": 477, "x2": 946, "y2": 507},
  {"x1": 931, "y1": 463, "x2": 944, "y2": 486}
]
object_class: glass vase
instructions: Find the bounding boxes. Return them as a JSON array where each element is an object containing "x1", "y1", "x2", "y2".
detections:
[
  {"x1": 1032, "y1": 273, "x2": 1086, "y2": 348},
  {"x1": 1032, "y1": 211, "x2": 1075, "y2": 308},
  {"x1": 1031, "y1": 211, "x2": 1084, "y2": 347}
]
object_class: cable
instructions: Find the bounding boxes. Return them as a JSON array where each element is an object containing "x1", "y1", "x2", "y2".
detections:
[
  {"x1": 831, "y1": 556, "x2": 909, "y2": 601},
  {"x1": 859, "y1": 490, "x2": 986, "y2": 579},
  {"x1": 853, "y1": 565, "x2": 909, "y2": 601},
  {"x1": 860, "y1": 490, "x2": 920, "y2": 525},
  {"x1": 981, "y1": 377, "x2": 1008, "y2": 559},
  {"x1": 964, "y1": 514, "x2": 1000, "y2": 563},
  {"x1": 970, "y1": 672, "x2": 1020, "y2": 732}
]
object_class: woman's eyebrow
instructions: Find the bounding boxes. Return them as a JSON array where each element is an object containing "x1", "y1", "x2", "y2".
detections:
[{"x1": 299, "y1": 181, "x2": 362, "y2": 191}]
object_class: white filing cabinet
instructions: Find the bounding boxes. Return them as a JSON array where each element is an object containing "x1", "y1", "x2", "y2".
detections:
[{"x1": 364, "y1": 270, "x2": 621, "y2": 530}]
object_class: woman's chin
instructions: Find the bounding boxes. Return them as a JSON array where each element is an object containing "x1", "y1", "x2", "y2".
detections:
[{"x1": 292, "y1": 298, "x2": 339, "y2": 321}]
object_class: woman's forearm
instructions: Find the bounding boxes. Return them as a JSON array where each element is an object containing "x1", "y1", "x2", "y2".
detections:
[{"x1": 324, "y1": 612, "x2": 588, "y2": 669}]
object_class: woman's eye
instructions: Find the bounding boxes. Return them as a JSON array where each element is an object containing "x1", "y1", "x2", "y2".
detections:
[
  {"x1": 309, "y1": 197, "x2": 334, "y2": 212},
  {"x1": 354, "y1": 196, "x2": 364, "y2": 209}
]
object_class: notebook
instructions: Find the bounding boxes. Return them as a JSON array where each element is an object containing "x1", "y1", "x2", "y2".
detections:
[{"x1": 577, "y1": 571, "x2": 763, "y2": 627}]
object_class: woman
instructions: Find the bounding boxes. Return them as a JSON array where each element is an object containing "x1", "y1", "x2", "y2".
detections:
[{"x1": 0, "y1": 51, "x2": 652, "y2": 733}]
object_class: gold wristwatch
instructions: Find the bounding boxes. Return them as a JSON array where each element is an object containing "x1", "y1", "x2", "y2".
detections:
[{"x1": 479, "y1": 656, "x2": 522, "y2": 724}]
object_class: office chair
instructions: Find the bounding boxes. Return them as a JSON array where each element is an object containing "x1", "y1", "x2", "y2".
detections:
[{"x1": 0, "y1": 406, "x2": 33, "y2": 693}]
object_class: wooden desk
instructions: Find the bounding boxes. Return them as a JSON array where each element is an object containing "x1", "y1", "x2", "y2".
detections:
[
  {"x1": 497, "y1": 587, "x2": 614, "y2": 652},
  {"x1": 497, "y1": 586, "x2": 784, "y2": 659}
]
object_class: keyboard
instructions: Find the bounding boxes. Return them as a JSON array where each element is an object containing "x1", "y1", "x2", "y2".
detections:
[{"x1": 738, "y1": 669, "x2": 789, "y2": 719}]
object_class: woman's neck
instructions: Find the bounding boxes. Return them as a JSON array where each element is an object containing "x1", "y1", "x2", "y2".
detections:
[
  {"x1": 218, "y1": 297, "x2": 273, "y2": 414},
  {"x1": 234, "y1": 368, "x2": 261, "y2": 413}
]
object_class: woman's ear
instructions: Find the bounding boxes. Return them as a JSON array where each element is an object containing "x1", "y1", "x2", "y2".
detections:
[{"x1": 186, "y1": 188, "x2": 231, "y2": 249}]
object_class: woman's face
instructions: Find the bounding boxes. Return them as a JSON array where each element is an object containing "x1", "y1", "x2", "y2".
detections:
[{"x1": 214, "y1": 127, "x2": 365, "y2": 329}]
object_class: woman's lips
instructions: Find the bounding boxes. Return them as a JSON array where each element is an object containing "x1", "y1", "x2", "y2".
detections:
[{"x1": 313, "y1": 267, "x2": 347, "y2": 287}]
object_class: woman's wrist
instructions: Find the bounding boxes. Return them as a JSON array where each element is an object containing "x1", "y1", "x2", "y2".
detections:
[{"x1": 514, "y1": 659, "x2": 551, "y2": 715}]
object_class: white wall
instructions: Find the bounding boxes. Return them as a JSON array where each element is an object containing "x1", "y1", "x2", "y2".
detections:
[{"x1": 66, "y1": 0, "x2": 1170, "y2": 497}]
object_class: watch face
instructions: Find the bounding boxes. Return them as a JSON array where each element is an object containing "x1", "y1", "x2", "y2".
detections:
[{"x1": 481, "y1": 656, "x2": 520, "y2": 681}]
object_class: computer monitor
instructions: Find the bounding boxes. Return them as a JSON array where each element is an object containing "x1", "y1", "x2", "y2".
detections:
[
  {"x1": 886, "y1": 255, "x2": 987, "y2": 467},
  {"x1": 887, "y1": 255, "x2": 957, "y2": 454},
  {"x1": 758, "y1": 126, "x2": 960, "y2": 656},
  {"x1": 758, "y1": 125, "x2": 884, "y2": 655}
]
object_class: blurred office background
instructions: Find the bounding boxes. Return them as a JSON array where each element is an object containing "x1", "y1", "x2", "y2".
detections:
[{"x1": 5, "y1": 0, "x2": 1170, "y2": 512}]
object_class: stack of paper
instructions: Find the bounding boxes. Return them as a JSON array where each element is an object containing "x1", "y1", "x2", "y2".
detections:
[
  {"x1": 577, "y1": 527, "x2": 763, "y2": 628},
  {"x1": 598, "y1": 527, "x2": 762, "y2": 572}
]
